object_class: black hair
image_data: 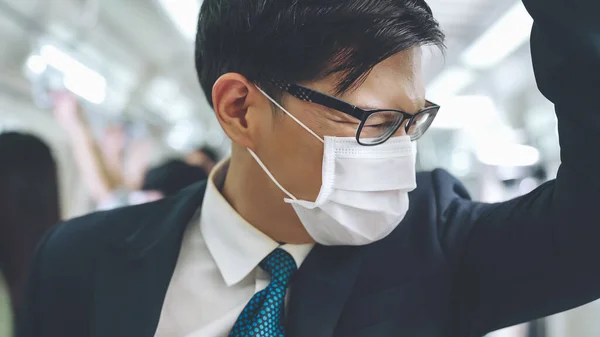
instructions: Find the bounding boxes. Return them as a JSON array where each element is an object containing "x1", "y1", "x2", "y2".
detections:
[
  {"x1": 142, "y1": 159, "x2": 208, "y2": 196},
  {"x1": 198, "y1": 146, "x2": 220, "y2": 163},
  {"x1": 0, "y1": 132, "x2": 60, "y2": 317},
  {"x1": 195, "y1": 0, "x2": 444, "y2": 107}
]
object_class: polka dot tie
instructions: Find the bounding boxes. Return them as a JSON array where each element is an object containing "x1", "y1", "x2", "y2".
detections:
[{"x1": 229, "y1": 248, "x2": 297, "y2": 337}]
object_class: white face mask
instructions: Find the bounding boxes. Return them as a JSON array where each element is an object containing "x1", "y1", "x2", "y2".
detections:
[{"x1": 249, "y1": 87, "x2": 417, "y2": 246}]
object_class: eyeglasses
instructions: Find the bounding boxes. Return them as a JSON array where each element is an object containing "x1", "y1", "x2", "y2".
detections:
[{"x1": 272, "y1": 81, "x2": 440, "y2": 146}]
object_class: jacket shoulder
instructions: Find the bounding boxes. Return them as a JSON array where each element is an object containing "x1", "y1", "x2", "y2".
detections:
[
  {"x1": 36, "y1": 181, "x2": 206, "y2": 277},
  {"x1": 415, "y1": 168, "x2": 471, "y2": 204},
  {"x1": 19, "y1": 183, "x2": 206, "y2": 334},
  {"x1": 47, "y1": 199, "x2": 169, "y2": 253},
  {"x1": 410, "y1": 169, "x2": 474, "y2": 251},
  {"x1": 33, "y1": 199, "x2": 173, "y2": 286}
]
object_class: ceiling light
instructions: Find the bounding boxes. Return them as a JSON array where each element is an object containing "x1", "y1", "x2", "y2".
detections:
[
  {"x1": 40, "y1": 45, "x2": 107, "y2": 104},
  {"x1": 63, "y1": 75, "x2": 106, "y2": 105},
  {"x1": 461, "y1": 1, "x2": 533, "y2": 69},
  {"x1": 25, "y1": 55, "x2": 47, "y2": 74},
  {"x1": 430, "y1": 95, "x2": 497, "y2": 130},
  {"x1": 476, "y1": 143, "x2": 540, "y2": 167}
]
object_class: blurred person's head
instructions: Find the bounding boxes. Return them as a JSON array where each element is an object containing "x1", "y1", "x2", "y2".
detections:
[
  {"x1": 532, "y1": 165, "x2": 548, "y2": 182},
  {"x1": 195, "y1": 0, "x2": 443, "y2": 243},
  {"x1": 139, "y1": 159, "x2": 208, "y2": 202},
  {"x1": 185, "y1": 146, "x2": 220, "y2": 174},
  {"x1": 0, "y1": 132, "x2": 60, "y2": 314}
]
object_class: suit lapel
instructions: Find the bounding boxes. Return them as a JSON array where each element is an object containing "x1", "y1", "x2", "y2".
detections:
[
  {"x1": 287, "y1": 244, "x2": 364, "y2": 337},
  {"x1": 90, "y1": 182, "x2": 206, "y2": 337},
  {"x1": 87, "y1": 179, "x2": 363, "y2": 337},
  {"x1": 89, "y1": 243, "x2": 182, "y2": 337}
]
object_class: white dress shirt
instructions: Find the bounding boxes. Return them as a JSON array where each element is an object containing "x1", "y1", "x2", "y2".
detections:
[{"x1": 154, "y1": 160, "x2": 314, "y2": 337}]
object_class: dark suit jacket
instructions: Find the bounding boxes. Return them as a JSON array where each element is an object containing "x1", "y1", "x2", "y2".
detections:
[{"x1": 18, "y1": 0, "x2": 600, "y2": 336}]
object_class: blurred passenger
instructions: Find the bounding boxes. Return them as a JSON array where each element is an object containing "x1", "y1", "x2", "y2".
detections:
[
  {"x1": 17, "y1": 1, "x2": 600, "y2": 337},
  {"x1": 52, "y1": 93, "x2": 125, "y2": 209},
  {"x1": 532, "y1": 165, "x2": 548, "y2": 184},
  {"x1": 128, "y1": 159, "x2": 209, "y2": 205},
  {"x1": 52, "y1": 93, "x2": 157, "y2": 210},
  {"x1": 0, "y1": 132, "x2": 60, "y2": 335},
  {"x1": 185, "y1": 146, "x2": 220, "y2": 174}
]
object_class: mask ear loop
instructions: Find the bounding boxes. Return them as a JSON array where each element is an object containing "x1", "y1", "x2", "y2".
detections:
[
  {"x1": 247, "y1": 148, "x2": 298, "y2": 201},
  {"x1": 255, "y1": 86, "x2": 325, "y2": 144},
  {"x1": 251, "y1": 86, "x2": 326, "y2": 203}
]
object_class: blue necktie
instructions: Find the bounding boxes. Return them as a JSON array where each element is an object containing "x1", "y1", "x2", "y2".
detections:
[{"x1": 229, "y1": 248, "x2": 297, "y2": 337}]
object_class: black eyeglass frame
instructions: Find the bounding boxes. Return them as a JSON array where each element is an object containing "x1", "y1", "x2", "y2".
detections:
[{"x1": 272, "y1": 82, "x2": 440, "y2": 146}]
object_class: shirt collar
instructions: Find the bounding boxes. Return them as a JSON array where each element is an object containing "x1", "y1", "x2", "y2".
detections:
[{"x1": 201, "y1": 158, "x2": 314, "y2": 287}]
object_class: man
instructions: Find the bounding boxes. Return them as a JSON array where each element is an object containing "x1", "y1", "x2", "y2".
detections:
[{"x1": 17, "y1": 0, "x2": 600, "y2": 337}]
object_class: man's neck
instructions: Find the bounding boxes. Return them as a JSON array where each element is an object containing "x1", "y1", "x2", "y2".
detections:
[{"x1": 220, "y1": 154, "x2": 315, "y2": 245}]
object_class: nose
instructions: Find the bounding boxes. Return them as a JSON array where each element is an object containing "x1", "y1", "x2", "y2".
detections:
[{"x1": 392, "y1": 118, "x2": 410, "y2": 137}]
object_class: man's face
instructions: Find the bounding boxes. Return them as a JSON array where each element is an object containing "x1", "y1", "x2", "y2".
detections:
[{"x1": 251, "y1": 48, "x2": 426, "y2": 201}]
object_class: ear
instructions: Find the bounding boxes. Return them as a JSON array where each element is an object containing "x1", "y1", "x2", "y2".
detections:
[{"x1": 212, "y1": 73, "x2": 270, "y2": 150}]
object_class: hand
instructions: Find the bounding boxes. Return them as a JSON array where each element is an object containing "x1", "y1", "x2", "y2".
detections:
[{"x1": 52, "y1": 92, "x2": 84, "y2": 131}]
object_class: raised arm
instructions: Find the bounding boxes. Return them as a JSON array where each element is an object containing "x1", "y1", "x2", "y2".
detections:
[
  {"x1": 53, "y1": 93, "x2": 124, "y2": 204},
  {"x1": 436, "y1": 0, "x2": 600, "y2": 335}
]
